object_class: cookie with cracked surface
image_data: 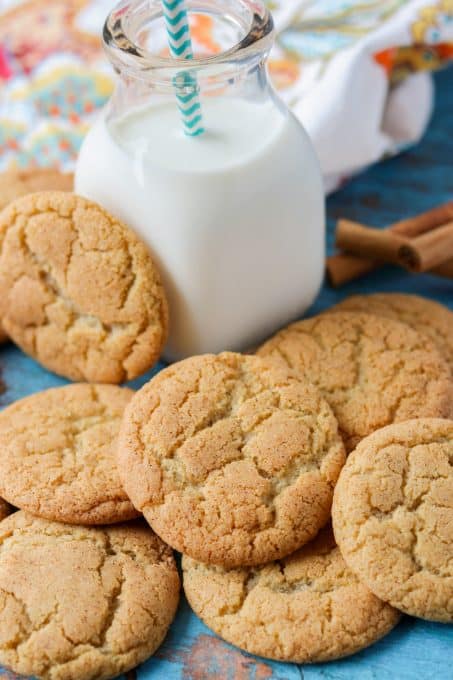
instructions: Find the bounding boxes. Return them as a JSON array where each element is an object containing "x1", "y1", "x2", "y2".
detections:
[
  {"x1": 0, "y1": 512, "x2": 180, "y2": 680},
  {"x1": 0, "y1": 384, "x2": 140, "y2": 525},
  {"x1": 257, "y1": 312, "x2": 453, "y2": 452},
  {"x1": 327, "y1": 293, "x2": 453, "y2": 373},
  {"x1": 182, "y1": 526, "x2": 400, "y2": 663},
  {"x1": 118, "y1": 352, "x2": 346, "y2": 568},
  {"x1": 0, "y1": 191, "x2": 168, "y2": 382},
  {"x1": 332, "y1": 418, "x2": 453, "y2": 622}
]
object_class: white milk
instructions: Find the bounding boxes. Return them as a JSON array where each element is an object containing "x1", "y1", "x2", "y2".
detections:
[{"x1": 75, "y1": 97, "x2": 324, "y2": 360}]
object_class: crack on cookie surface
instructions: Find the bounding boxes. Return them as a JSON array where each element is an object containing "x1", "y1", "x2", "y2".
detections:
[{"x1": 328, "y1": 293, "x2": 453, "y2": 372}]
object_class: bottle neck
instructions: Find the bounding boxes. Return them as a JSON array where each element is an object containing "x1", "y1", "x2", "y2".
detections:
[
  {"x1": 103, "y1": 0, "x2": 274, "y2": 93},
  {"x1": 107, "y1": 60, "x2": 277, "y2": 126}
]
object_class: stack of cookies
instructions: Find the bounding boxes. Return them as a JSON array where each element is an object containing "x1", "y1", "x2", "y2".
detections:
[
  {"x1": 115, "y1": 300, "x2": 453, "y2": 664},
  {"x1": 0, "y1": 169, "x2": 451, "y2": 677},
  {"x1": 0, "y1": 385, "x2": 181, "y2": 679},
  {"x1": 0, "y1": 176, "x2": 181, "y2": 679}
]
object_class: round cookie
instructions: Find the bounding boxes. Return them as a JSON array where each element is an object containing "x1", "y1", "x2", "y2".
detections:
[
  {"x1": 0, "y1": 384, "x2": 140, "y2": 525},
  {"x1": 0, "y1": 168, "x2": 73, "y2": 212},
  {"x1": 332, "y1": 418, "x2": 453, "y2": 622},
  {"x1": 183, "y1": 526, "x2": 400, "y2": 663},
  {"x1": 0, "y1": 512, "x2": 180, "y2": 680},
  {"x1": 257, "y1": 312, "x2": 453, "y2": 452},
  {"x1": 327, "y1": 293, "x2": 453, "y2": 373},
  {"x1": 118, "y1": 352, "x2": 346, "y2": 568},
  {"x1": 0, "y1": 191, "x2": 168, "y2": 382}
]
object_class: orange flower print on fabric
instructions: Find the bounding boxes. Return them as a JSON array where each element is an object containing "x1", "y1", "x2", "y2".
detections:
[{"x1": 374, "y1": 44, "x2": 453, "y2": 84}]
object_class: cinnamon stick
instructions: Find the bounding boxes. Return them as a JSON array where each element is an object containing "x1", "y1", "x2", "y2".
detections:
[
  {"x1": 432, "y1": 258, "x2": 453, "y2": 278},
  {"x1": 336, "y1": 219, "x2": 407, "y2": 266},
  {"x1": 391, "y1": 202, "x2": 453, "y2": 237},
  {"x1": 326, "y1": 201, "x2": 453, "y2": 286},
  {"x1": 327, "y1": 252, "x2": 380, "y2": 287},
  {"x1": 398, "y1": 221, "x2": 453, "y2": 272},
  {"x1": 336, "y1": 218, "x2": 453, "y2": 274}
]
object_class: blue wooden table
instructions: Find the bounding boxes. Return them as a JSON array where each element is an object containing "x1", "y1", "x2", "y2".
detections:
[{"x1": 0, "y1": 66, "x2": 452, "y2": 680}]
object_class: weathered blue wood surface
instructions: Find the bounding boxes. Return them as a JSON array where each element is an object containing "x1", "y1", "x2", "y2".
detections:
[{"x1": 0, "y1": 66, "x2": 452, "y2": 679}]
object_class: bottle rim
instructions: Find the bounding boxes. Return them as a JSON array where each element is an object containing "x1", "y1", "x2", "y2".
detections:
[{"x1": 103, "y1": 0, "x2": 274, "y2": 79}]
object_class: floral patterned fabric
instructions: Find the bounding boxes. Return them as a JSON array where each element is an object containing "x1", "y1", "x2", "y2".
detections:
[{"x1": 0, "y1": 0, "x2": 451, "y2": 190}]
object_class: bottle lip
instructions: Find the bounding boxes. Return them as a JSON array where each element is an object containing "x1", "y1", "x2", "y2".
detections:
[{"x1": 103, "y1": 0, "x2": 274, "y2": 79}]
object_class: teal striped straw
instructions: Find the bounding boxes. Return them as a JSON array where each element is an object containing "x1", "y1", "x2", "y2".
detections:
[{"x1": 161, "y1": 0, "x2": 204, "y2": 137}]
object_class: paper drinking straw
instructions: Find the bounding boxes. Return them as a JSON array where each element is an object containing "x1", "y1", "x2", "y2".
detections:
[{"x1": 162, "y1": 0, "x2": 205, "y2": 136}]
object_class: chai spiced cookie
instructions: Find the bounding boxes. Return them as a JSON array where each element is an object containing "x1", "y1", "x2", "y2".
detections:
[
  {"x1": 328, "y1": 293, "x2": 453, "y2": 373},
  {"x1": 0, "y1": 191, "x2": 168, "y2": 382},
  {"x1": 332, "y1": 419, "x2": 453, "y2": 622},
  {"x1": 257, "y1": 312, "x2": 453, "y2": 452},
  {"x1": 0, "y1": 384, "x2": 140, "y2": 524},
  {"x1": 118, "y1": 352, "x2": 346, "y2": 568},
  {"x1": 0, "y1": 168, "x2": 73, "y2": 212},
  {"x1": 0, "y1": 512, "x2": 180, "y2": 680},
  {"x1": 183, "y1": 526, "x2": 400, "y2": 663}
]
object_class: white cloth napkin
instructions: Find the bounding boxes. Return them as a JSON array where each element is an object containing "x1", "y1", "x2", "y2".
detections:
[{"x1": 269, "y1": 0, "x2": 452, "y2": 191}]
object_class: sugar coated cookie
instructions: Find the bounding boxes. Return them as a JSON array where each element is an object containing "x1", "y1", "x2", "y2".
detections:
[
  {"x1": 328, "y1": 293, "x2": 453, "y2": 373},
  {"x1": 257, "y1": 312, "x2": 453, "y2": 451},
  {"x1": 0, "y1": 512, "x2": 180, "y2": 680},
  {"x1": 183, "y1": 526, "x2": 400, "y2": 663},
  {"x1": 332, "y1": 418, "x2": 453, "y2": 622},
  {"x1": 118, "y1": 352, "x2": 346, "y2": 567},
  {"x1": 0, "y1": 191, "x2": 168, "y2": 382},
  {"x1": 0, "y1": 384, "x2": 140, "y2": 524}
]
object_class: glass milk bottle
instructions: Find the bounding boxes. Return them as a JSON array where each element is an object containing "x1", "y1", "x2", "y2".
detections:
[{"x1": 75, "y1": 0, "x2": 325, "y2": 361}]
